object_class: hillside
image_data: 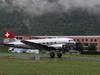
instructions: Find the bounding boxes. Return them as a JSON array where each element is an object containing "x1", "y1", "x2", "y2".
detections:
[{"x1": 0, "y1": 8, "x2": 100, "y2": 36}]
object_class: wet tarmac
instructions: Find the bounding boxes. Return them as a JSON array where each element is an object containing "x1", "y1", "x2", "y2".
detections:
[
  {"x1": 14, "y1": 55, "x2": 100, "y2": 62},
  {"x1": 1, "y1": 53, "x2": 100, "y2": 62}
]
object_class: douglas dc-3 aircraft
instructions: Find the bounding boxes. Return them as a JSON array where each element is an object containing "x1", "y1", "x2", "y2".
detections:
[{"x1": 2, "y1": 31, "x2": 76, "y2": 58}]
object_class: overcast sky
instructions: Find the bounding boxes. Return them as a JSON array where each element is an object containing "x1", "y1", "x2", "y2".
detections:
[{"x1": 0, "y1": 0, "x2": 100, "y2": 16}]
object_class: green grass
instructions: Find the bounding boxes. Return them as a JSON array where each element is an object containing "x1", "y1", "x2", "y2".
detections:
[
  {"x1": 0, "y1": 55, "x2": 100, "y2": 75},
  {"x1": 0, "y1": 46, "x2": 8, "y2": 53}
]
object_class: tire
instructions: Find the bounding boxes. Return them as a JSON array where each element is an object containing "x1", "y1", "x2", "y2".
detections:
[
  {"x1": 57, "y1": 52, "x2": 62, "y2": 58},
  {"x1": 50, "y1": 52, "x2": 55, "y2": 58}
]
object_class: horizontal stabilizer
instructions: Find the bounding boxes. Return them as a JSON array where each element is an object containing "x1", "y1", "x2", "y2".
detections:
[{"x1": 3, "y1": 43, "x2": 14, "y2": 47}]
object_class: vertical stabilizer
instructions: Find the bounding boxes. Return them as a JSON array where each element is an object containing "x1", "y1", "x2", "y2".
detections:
[{"x1": 3, "y1": 31, "x2": 17, "y2": 43}]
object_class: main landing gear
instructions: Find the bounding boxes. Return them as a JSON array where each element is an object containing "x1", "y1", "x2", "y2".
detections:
[
  {"x1": 57, "y1": 52, "x2": 62, "y2": 58},
  {"x1": 50, "y1": 51, "x2": 55, "y2": 58},
  {"x1": 50, "y1": 51, "x2": 62, "y2": 58}
]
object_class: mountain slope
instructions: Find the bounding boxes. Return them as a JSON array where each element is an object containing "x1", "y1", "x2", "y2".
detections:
[{"x1": 0, "y1": 8, "x2": 100, "y2": 35}]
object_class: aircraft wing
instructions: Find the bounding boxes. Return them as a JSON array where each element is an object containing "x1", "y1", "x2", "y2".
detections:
[{"x1": 21, "y1": 40, "x2": 57, "y2": 51}]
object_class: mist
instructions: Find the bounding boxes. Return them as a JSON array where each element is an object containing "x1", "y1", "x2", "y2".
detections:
[{"x1": 0, "y1": 0, "x2": 100, "y2": 16}]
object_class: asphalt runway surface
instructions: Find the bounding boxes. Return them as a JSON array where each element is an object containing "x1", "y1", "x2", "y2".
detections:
[
  {"x1": 14, "y1": 55, "x2": 100, "y2": 62},
  {"x1": 1, "y1": 53, "x2": 100, "y2": 62}
]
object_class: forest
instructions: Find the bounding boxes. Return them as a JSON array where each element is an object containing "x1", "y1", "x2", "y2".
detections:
[{"x1": 0, "y1": 8, "x2": 100, "y2": 36}]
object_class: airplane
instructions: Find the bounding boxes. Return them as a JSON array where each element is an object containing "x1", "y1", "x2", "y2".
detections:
[{"x1": 2, "y1": 31, "x2": 76, "y2": 58}]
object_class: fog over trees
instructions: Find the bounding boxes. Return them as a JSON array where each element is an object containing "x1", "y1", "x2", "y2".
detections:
[{"x1": 0, "y1": 0, "x2": 100, "y2": 35}]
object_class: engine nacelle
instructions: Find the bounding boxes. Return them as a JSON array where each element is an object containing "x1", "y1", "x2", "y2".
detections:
[{"x1": 62, "y1": 43, "x2": 76, "y2": 50}]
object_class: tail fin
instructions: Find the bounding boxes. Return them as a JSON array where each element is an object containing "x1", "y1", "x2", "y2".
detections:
[
  {"x1": 3, "y1": 31, "x2": 15, "y2": 39},
  {"x1": 3, "y1": 31, "x2": 17, "y2": 43}
]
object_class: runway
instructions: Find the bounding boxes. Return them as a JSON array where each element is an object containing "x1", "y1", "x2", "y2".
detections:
[
  {"x1": 14, "y1": 55, "x2": 100, "y2": 62},
  {"x1": 1, "y1": 53, "x2": 100, "y2": 62}
]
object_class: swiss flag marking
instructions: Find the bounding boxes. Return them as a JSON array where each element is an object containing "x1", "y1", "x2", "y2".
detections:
[
  {"x1": 5, "y1": 32, "x2": 10, "y2": 38},
  {"x1": 3, "y1": 32, "x2": 15, "y2": 39}
]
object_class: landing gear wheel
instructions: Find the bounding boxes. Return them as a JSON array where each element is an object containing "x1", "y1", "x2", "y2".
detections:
[
  {"x1": 57, "y1": 52, "x2": 62, "y2": 58},
  {"x1": 50, "y1": 52, "x2": 55, "y2": 58}
]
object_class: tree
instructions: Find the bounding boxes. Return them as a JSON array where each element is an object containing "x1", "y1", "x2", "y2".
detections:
[
  {"x1": 75, "y1": 42, "x2": 84, "y2": 52},
  {"x1": 87, "y1": 44, "x2": 96, "y2": 51}
]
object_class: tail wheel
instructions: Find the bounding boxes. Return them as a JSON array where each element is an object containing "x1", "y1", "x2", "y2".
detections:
[
  {"x1": 50, "y1": 52, "x2": 55, "y2": 58},
  {"x1": 57, "y1": 52, "x2": 62, "y2": 58}
]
